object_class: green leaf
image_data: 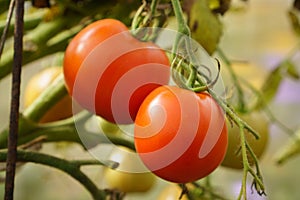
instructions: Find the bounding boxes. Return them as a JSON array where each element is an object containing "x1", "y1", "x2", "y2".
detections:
[
  {"x1": 187, "y1": 0, "x2": 223, "y2": 55},
  {"x1": 285, "y1": 60, "x2": 300, "y2": 79},
  {"x1": 259, "y1": 65, "x2": 283, "y2": 107},
  {"x1": 256, "y1": 60, "x2": 299, "y2": 110}
]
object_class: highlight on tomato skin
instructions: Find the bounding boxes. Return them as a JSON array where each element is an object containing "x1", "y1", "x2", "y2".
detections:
[
  {"x1": 63, "y1": 19, "x2": 170, "y2": 124},
  {"x1": 134, "y1": 85, "x2": 228, "y2": 183}
]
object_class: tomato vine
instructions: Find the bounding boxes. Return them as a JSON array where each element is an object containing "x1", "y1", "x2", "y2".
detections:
[{"x1": 0, "y1": 0, "x2": 300, "y2": 200}]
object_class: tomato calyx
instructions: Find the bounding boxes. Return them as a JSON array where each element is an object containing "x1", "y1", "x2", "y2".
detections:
[{"x1": 171, "y1": 54, "x2": 222, "y2": 93}]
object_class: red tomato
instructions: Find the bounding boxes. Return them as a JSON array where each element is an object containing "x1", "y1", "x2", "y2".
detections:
[
  {"x1": 63, "y1": 19, "x2": 170, "y2": 124},
  {"x1": 134, "y1": 86, "x2": 228, "y2": 183}
]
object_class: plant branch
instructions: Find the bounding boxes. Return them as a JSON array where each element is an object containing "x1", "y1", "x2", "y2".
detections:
[
  {"x1": 5, "y1": 0, "x2": 24, "y2": 199},
  {"x1": 239, "y1": 77, "x2": 294, "y2": 135},
  {"x1": 170, "y1": 0, "x2": 192, "y2": 58},
  {"x1": 217, "y1": 48, "x2": 246, "y2": 112},
  {"x1": 0, "y1": 0, "x2": 15, "y2": 60},
  {"x1": 23, "y1": 74, "x2": 67, "y2": 121},
  {"x1": 0, "y1": 149, "x2": 107, "y2": 200}
]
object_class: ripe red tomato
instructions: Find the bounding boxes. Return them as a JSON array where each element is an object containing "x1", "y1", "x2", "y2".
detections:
[
  {"x1": 63, "y1": 19, "x2": 170, "y2": 124},
  {"x1": 134, "y1": 86, "x2": 228, "y2": 183}
]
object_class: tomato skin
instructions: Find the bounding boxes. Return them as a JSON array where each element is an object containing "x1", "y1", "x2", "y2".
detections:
[
  {"x1": 134, "y1": 86, "x2": 228, "y2": 183},
  {"x1": 63, "y1": 19, "x2": 170, "y2": 124},
  {"x1": 221, "y1": 111, "x2": 269, "y2": 169},
  {"x1": 24, "y1": 67, "x2": 73, "y2": 123}
]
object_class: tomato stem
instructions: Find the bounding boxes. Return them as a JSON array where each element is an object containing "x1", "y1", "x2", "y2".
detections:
[
  {"x1": 239, "y1": 77, "x2": 294, "y2": 135},
  {"x1": 23, "y1": 74, "x2": 67, "y2": 121},
  {"x1": 171, "y1": 0, "x2": 218, "y2": 92},
  {"x1": 169, "y1": 1, "x2": 266, "y2": 196},
  {"x1": 216, "y1": 48, "x2": 247, "y2": 113},
  {"x1": 0, "y1": 149, "x2": 108, "y2": 200}
]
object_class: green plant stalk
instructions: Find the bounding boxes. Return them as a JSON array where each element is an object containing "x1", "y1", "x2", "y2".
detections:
[
  {"x1": 236, "y1": 124, "x2": 265, "y2": 200},
  {"x1": 130, "y1": 0, "x2": 167, "y2": 42},
  {"x1": 17, "y1": 118, "x2": 136, "y2": 151},
  {"x1": 239, "y1": 78, "x2": 294, "y2": 135},
  {"x1": 169, "y1": 0, "x2": 265, "y2": 198},
  {"x1": 0, "y1": 21, "x2": 82, "y2": 79},
  {"x1": 0, "y1": 0, "x2": 14, "y2": 60},
  {"x1": 274, "y1": 129, "x2": 300, "y2": 165},
  {"x1": 245, "y1": 142, "x2": 265, "y2": 196},
  {"x1": 0, "y1": 74, "x2": 135, "y2": 149},
  {"x1": 217, "y1": 48, "x2": 246, "y2": 113},
  {"x1": 238, "y1": 125, "x2": 248, "y2": 200},
  {"x1": 0, "y1": 149, "x2": 107, "y2": 200},
  {"x1": 171, "y1": 0, "x2": 191, "y2": 55},
  {"x1": 0, "y1": 9, "x2": 46, "y2": 36},
  {"x1": 171, "y1": 0, "x2": 208, "y2": 89},
  {"x1": 24, "y1": 17, "x2": 68, "y2": 45},
  {"x1": 0, "y1": 75, "x2": 67, "y2": 148},
  {"x1": 23, "y1": 74, "x2": 67, "y2": 121},
  {"x1": 141, "y1": 0, "x2": 159, "y2": 27}
]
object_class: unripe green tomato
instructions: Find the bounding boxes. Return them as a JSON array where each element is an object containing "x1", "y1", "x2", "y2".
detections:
[
  {"x1": 221, "y1": 111, "x2": 269, "y2": 169},
  {"x1": 98, "y1": 116, "x2": 120, "y2": 134},
  {"x1": 103, "y1": 146, "x2": 156, "y2": 193}
]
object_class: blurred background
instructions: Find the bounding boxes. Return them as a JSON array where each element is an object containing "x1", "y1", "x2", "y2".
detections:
[{"x1": 1, "y1": 0, "x2": 300, "y2": 199}]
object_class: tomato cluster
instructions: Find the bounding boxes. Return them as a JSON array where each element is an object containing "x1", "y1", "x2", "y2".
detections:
[{"x1": 63, "y1": 19, "x2": 228, "y2": 184}]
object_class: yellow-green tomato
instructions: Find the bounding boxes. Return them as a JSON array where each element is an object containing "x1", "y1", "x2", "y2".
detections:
[
  {"x1": 221, "y1": 61, "x2": 268, "y2": 90},
  {"x1": 98, "y1": 116, "x2": 120, "y2": 134},
  {"x1": 221, "y1": 111, "x2": 269, "y2": 169},
  {"x1": 103, "y1": 146, "x2": 156, "y2": 193},
  {"x1": 158, "y1": 184, "x2": 189, "y2": 200},
  {"x1": 24, "y1": 67, "x2": 73, "y2": 123},
  {"x1": 158, "y1": 184, "x2": 208, "y2": 200}
]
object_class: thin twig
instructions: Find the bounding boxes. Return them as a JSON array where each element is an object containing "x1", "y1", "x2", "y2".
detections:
[
  {"x1": 0, "y1": 149, "x2": 107, "y2": 200},
  {"x1": 0, "y1": 0, "x2": 15, "y2": 60},
  {"x1": 5, "y1": 0, "x2": 24, "y2": 199}
]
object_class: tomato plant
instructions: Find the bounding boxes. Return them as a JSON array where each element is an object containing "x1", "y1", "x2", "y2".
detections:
[
  {"x1": 103, "y1": 146, "x2": 156, "y2": 193},
  {"x1": 134, "y1": 85, "x2": 228, "y2": 183},
  {"x1": 98, "y1": 116, "x2": 120, "y2": 135},
  {"x1": 63, "y1": 19, "x2": 170, "y2": 124},
  {"x1": 24, "y1": 66, "x2": 73, "y2": 123},
  {"x1": 221, "y1": 111, "x2": 269, "y2": 169}
]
